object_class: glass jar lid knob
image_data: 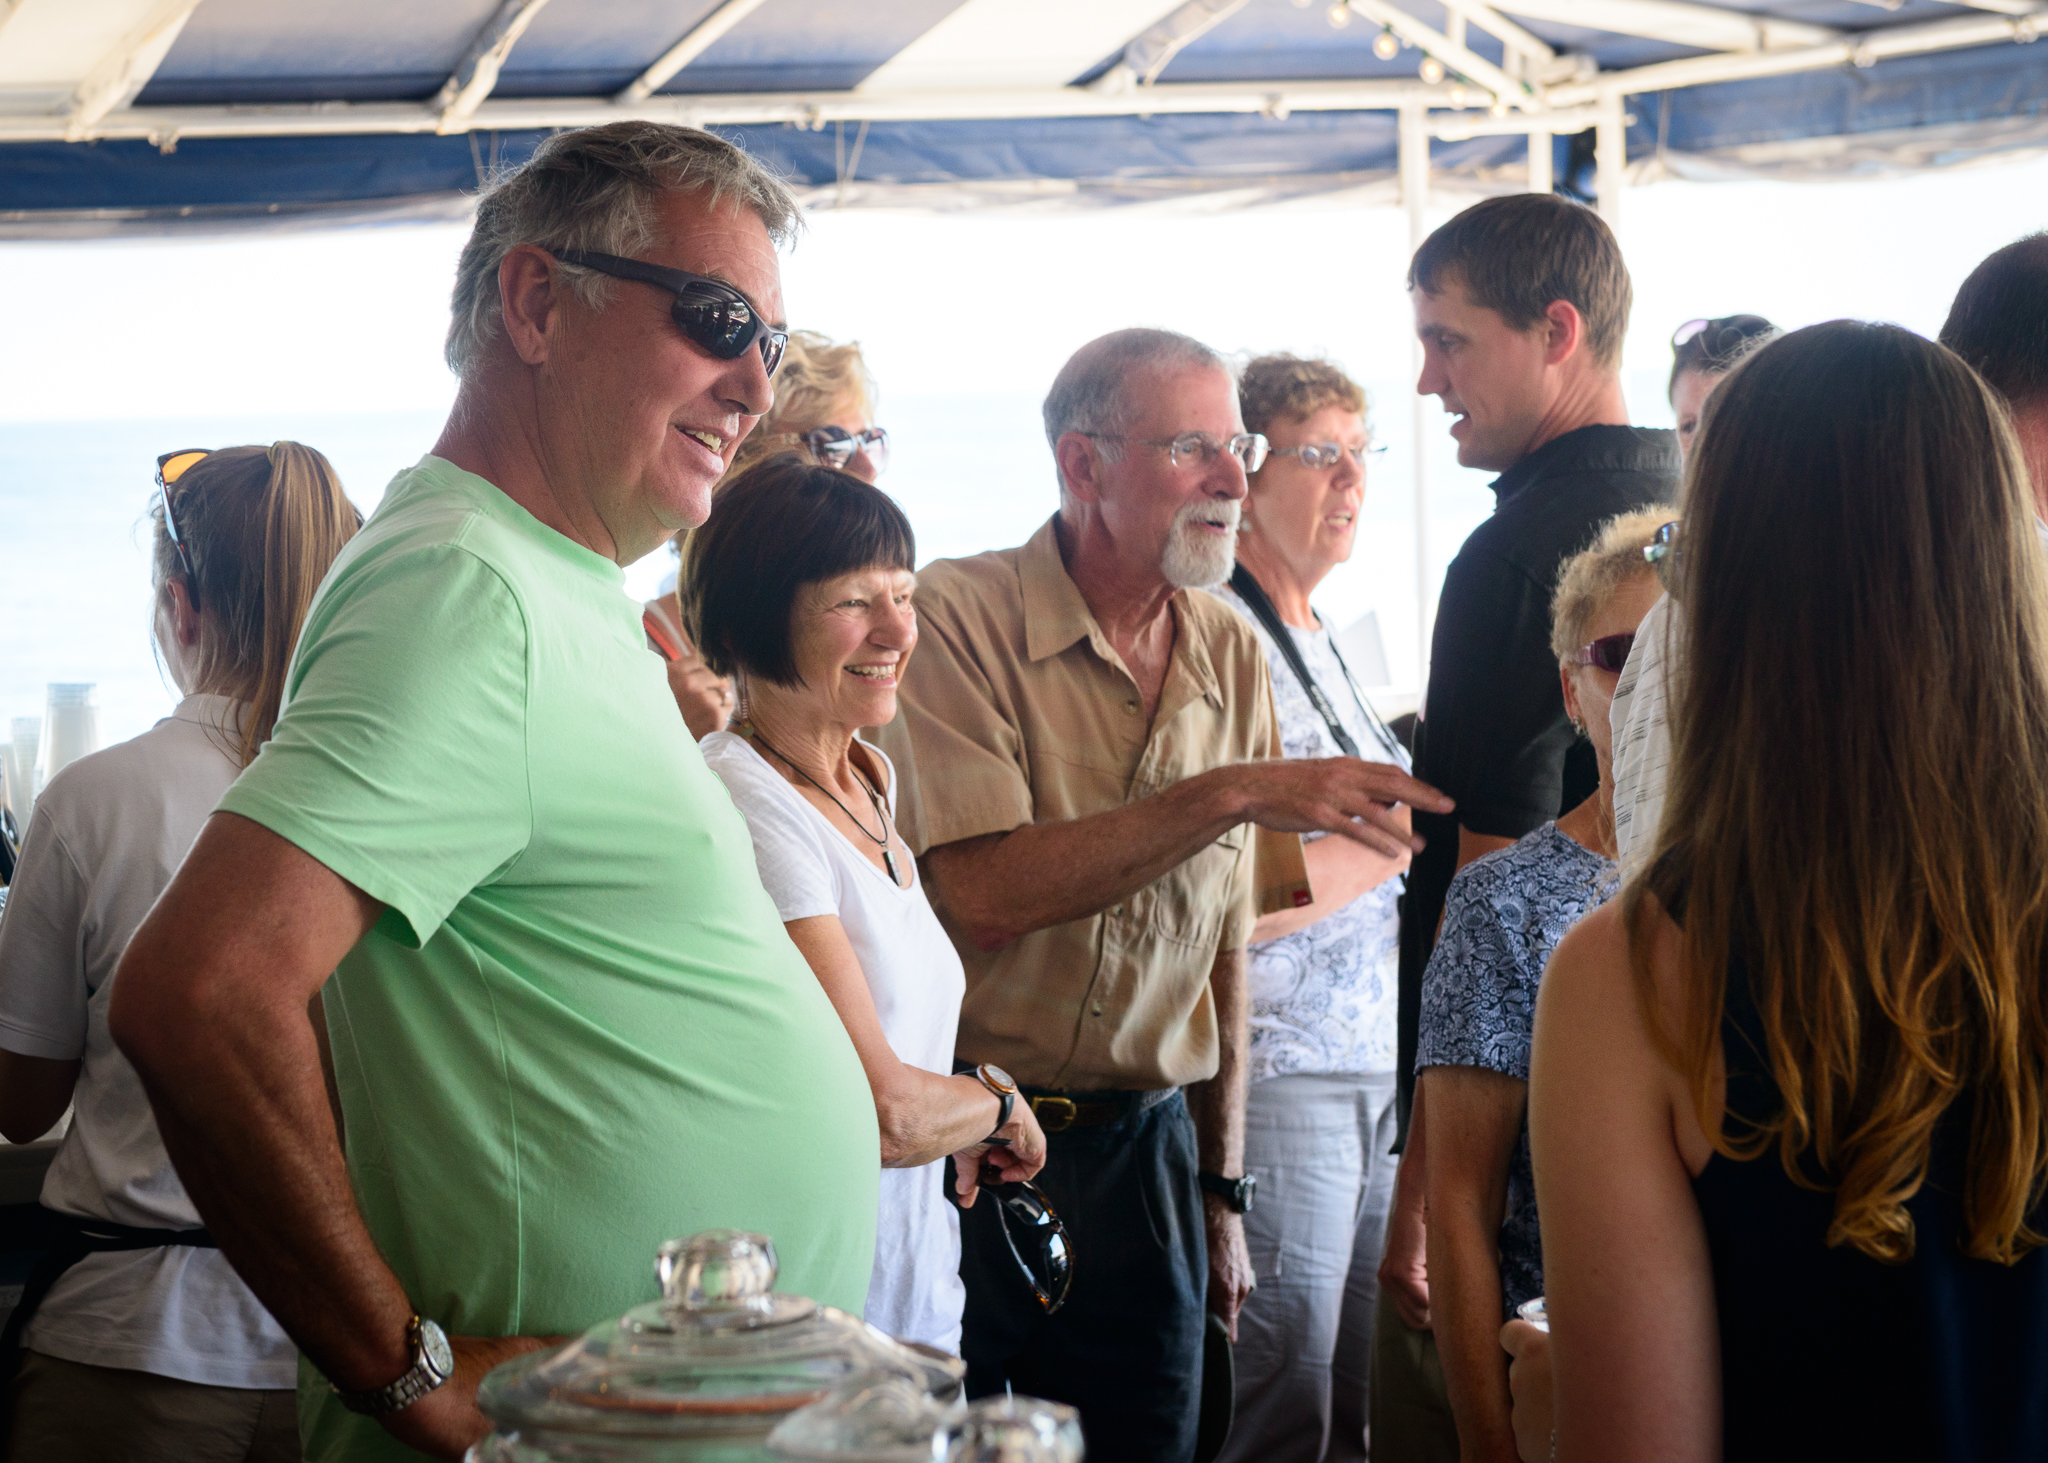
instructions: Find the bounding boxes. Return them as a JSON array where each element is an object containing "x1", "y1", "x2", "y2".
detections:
[{"x1": 657, "y1": 1229, "x2": 780, "y2": 1312}]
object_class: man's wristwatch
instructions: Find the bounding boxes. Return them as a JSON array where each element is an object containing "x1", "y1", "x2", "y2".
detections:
[
  {"x1": 332, "y1": 1314, "x2": 454, "y2": 1416},
  {"x1": 1200, "y1": 1171, "x2": 1258, "y2": 1215},
  {"x1": 966, "y1": 1063, "x2": 1017, "y2": 1142}
]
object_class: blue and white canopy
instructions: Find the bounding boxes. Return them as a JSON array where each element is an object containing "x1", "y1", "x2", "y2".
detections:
[{"x1": 2, "y1": 0, "x2": 2044, "y2": 235}]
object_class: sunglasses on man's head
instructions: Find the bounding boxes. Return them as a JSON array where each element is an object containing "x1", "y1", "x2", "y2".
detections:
[
  {"x1": 805, "y1": 425, "x2": 890, "y2": 475},
  {"x1": 551, "y1": 250, "x2": 788, "y2": 377},
  {"x1": 1573, "y1": 632, "x2": 1636, "y2": 674}
]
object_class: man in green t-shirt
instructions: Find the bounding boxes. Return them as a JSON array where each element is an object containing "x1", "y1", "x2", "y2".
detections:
[{"x1": 111, "y1": 123, "x2": 880, "y2": 1462}]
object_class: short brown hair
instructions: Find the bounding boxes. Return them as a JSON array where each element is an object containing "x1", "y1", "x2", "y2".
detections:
[
  {"x1": 1939, "y1": 231, "x2": 2048, "y2": 407},
  {"x1": 681, "y1": 455, "x2": 916, "y2": 687},
  {"x1": 1408, "y1": 194, "x2": 1632, "y2": 370},
  {"x1": 1238, "y1": 354, "x2": 1367, "y2": 443}
]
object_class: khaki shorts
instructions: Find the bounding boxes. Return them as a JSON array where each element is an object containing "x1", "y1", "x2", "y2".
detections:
[{"x1": 7, "y1": 1348, "x2": 299, "y2": 1463}]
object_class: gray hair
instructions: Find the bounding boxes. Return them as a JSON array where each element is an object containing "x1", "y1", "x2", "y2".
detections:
[
  {"x1": 445, "y1": 121, "x2": 803, "y2": 378},
  {"x1": 1042, "y1": 328, "x2": 1232, "y2": 492}
]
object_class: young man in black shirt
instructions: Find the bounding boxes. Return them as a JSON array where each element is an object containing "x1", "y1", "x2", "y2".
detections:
[{"x1": 1372, "y1": 193, "x2": 1678, "y2": 1459}]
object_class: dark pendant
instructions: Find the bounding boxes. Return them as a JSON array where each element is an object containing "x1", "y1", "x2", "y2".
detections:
[{"x1": 884, "y1": 848, "x2": 903, "y2": 886}]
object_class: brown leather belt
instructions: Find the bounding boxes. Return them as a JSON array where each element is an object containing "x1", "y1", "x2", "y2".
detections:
[{"x1": 1024, "y1": 1086, "x2": 1177, "y2": 1133}]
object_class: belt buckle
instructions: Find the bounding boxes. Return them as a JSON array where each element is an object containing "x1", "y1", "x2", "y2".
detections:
[{"x1": 1031, "y1": 1095, "x2": 1078, "y2": 1133}]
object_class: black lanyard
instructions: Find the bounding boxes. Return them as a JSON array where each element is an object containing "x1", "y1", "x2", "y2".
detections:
[{"x1": 1229, "y1": 564, "x2": 1404, "y2": 765}]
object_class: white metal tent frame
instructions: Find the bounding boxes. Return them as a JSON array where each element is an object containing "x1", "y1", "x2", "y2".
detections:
[{"x1": 7, "y1": 0, "x2": 2046, "y2": 678}]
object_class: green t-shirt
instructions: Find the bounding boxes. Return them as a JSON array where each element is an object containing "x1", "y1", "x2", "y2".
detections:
[{"x1": 219, "y1": 455, "x2": 879, "y2": 1462}]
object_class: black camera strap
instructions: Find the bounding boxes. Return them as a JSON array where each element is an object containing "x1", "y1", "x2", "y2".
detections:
[{"x1": 1228, "y1": 564, "x2": 1402, "y2": 764}]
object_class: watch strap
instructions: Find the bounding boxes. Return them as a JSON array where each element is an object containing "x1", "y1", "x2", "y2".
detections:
[
  {"x1": 1199, "y1": 1171, "x2": 1256, "y2": 1214},
  {"x1": 332, "y1": 1315, "x2": 452, "y2": 1416}
]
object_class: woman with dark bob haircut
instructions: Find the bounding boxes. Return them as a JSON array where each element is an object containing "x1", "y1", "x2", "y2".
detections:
[
  {"x1": 1519, "y1": 321, "x2": 2048, "y2": 1461},
  {"x1": 683, "y1": 456, "x2": 1047, "y2": 1352}
]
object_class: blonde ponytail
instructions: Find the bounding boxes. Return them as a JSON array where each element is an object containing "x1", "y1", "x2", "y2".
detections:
[{"x1": 152, "y1": 441, "x2": 362, "y2": 767}]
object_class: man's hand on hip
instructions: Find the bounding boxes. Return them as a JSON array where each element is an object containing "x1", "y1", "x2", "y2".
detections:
[
  {"x1": 1226, "y1": 757, "x2": 1452, "y2": 860},
  {"x1": 382, "y1": 1333, "x2": 566, "y2": 1461},
  {"x1": 1204, "y1": 1196, "x2": 1255, "y2": 1342}
]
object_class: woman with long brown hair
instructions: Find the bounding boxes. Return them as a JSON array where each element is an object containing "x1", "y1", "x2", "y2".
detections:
[
  {"x1": 0, "y1": 443, "x2": 360, "y2": 1461},
  {"x1": 1527, "y1": 322, "x2": 2048, "y2": 1461}
]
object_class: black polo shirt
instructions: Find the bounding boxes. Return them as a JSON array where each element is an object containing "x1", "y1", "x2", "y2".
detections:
[{"x1": 1395, "y1": 423, "x2": 1679, "y2": 1140}]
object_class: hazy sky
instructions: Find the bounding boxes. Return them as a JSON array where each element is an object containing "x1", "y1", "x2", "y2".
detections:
[{"x1": 5, "y1": 149, "x2": 2047, "y2": 752}]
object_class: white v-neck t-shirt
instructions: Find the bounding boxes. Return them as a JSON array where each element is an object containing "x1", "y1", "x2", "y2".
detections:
[
  {"x1": 701, "y1": 731, "x2": 968, "y2": 1352},
  {"x1": 0, "y1": 695, "x2": 296, "y2": 1388}
]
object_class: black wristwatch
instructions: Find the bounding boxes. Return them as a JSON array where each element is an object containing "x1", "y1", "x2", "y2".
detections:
[
  {"x1": 332, "y1": 1314, "x2": 453, "y2": 1415},
  {"x1": 966, "y1": 1063, "x2": 1017, "y2": 1143},
  {"x1": 1200, "y1": 1171, "x2": 1257, "y2": 1215}
]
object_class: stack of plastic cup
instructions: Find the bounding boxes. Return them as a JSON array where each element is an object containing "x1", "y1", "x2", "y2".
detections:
[
  {"x1": 36, "y1": 685, "x2": 99, "y2": 793},
  {"x1": 7, "y1": 718, "x2": 40, "y2": 826}
]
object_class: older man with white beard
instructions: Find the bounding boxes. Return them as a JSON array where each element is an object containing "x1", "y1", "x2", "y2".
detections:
[{"x1": 876, "y1": 327, "x2": 1450, "y2": 1463}]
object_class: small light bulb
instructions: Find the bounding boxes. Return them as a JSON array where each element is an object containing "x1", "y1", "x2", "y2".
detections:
[
  {"x1": 1328, "y1": 2, "x2": 1352, "y2": 28},
  {"x1": 1419, "y1": 56, "x2": 1446, "y2": 84},
  {"x1": 1490, "y1": 98, "x2": 1509, "y2": 117},
  {"x1": 1448, "y1": 84, "x2": 1467, "y2": 106},
  {"x1": 1373, "y1": 29, "x2": 1399, "y2": 59}
]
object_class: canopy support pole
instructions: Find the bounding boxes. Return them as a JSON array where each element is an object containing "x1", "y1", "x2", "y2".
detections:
[
  {"x1": 1594, "y1": 94, "x2": 1627, "y2": 229},
  {"x1": 1400, "y1": 104, "x2": 1433, "y2": 698},
  {"x1": 1528, "y1": 127, "x2": 1553, "y2": 192}
]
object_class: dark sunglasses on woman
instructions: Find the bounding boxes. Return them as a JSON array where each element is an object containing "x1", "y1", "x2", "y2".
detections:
[
  {"x1": 550, "y1": 249, "x2": 788, "y2": 377},
  {"x1": 979, "y1": 1170, "x2": 1074, "y2": 1315},
  {"x1": 805, "y1": 425, "x2": 890, "y2": 475},
  {"x1": 1573, "y1": 632, "x2": 1637, "y2": 673}
]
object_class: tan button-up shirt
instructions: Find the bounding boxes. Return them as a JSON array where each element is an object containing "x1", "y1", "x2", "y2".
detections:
[{"x1": 875, "y1": 516, "x2": 1311, "y2": 1091}]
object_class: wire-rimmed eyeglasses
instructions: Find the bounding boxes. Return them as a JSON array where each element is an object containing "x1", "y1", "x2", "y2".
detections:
[
  {"x1": 1264, "y1": 440, "x2": 1388, "y2": 471},
  {"x1": 1080, "y1": 430, "x2": 1269, "y2": 474}
]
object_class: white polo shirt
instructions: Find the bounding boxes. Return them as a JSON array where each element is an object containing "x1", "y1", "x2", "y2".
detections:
[{"x1": 0, "y1": 695, "x2": 296, "y2": 1389}]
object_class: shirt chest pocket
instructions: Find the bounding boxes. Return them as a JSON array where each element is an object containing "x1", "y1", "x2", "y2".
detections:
[{"x1": 1132, "y1": 828, "x2": 1244, "y2": 952}]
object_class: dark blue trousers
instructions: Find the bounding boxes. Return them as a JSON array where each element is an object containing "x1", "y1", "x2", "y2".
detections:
[{"x1": 959, "y1": 1089, "x2": 1206, "y2": 1463}]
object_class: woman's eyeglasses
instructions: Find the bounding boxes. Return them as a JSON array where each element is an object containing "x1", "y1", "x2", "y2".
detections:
[
  {"x1": 1264, "y1": 440, "x2": 1387, "y2": 471},
  {"x1": 983, "y1": 1175, "x2": 1073, "y2": 1314},
  {"x1": 550, "y1": 249, "x2": 788, "y2": 377},
  {"x1": 155, "y1": 448, "x2": 211, "y2": 594},
  {"x1": 804, "y1": 425, "x2": 891, "y2": 475},
  {"x1": 1643, "y1": 519, "x2": 1682, "y2": 598},
  {"x1": 1573, "y1": 632, "x2": 1636, "y2": 673}
]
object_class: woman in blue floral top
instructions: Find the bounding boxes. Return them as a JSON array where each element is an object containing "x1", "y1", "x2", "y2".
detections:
[
  {"x1": 1213, "y1": 355, "x2": 1418, "y2": 1463},
  {"x1": 1415, "y1": 509, "x2": 1669, "y2": 1463}
]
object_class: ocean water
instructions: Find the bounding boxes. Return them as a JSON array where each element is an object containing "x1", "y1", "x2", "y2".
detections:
[{"x1": 1, "y1": 379, "x2": 1609, "y2": 771}]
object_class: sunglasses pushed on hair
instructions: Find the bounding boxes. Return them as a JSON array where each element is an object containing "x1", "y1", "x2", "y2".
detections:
[
  {"x1": 551, "y1": 250, "x2": 788, "y2": 377},
  {"x1": 155, "y1": 448, "x2": 211, "y2": 593}
]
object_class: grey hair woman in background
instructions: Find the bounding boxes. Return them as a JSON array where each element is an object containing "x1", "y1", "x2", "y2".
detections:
[
  {"x1": 1212, "y1": 353, "x2": 1417, "y2": 1463},
  {"x1": 1413, "y1": 509, "x2": 1667, "y2": 1463},
  {"x1": 683, "y1": 455, "x2": 1044, "y2": 1353},
  {"x1": 0, "y1": 443, "x2": 360, "y2": 1461}
]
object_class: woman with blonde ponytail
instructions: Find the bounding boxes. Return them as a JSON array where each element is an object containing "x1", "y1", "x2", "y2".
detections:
[
  {"x1": 1522, "y1": 323, "x2": 2048, "y2": 1463},
  {"x1": 0, "y1": 442, "x2": 359, "y2": 1460}
]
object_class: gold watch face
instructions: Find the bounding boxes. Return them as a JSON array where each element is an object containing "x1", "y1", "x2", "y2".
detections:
[{"x1": 980, "y1": 1063, "x2": 1017, "y2": 1095}]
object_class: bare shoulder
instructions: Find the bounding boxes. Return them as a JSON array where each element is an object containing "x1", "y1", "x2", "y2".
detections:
[{"x1": 1536, "y1": 895, "x2": 1679, "y2": 1082}]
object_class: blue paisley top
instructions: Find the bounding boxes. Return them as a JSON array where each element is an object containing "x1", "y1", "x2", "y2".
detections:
[
  {"x1": 1417, "y1": 821, "x2": 1619, "y2": 1316},
  {"x1": 1214, "y1": 586, "x2": 1409, "y2": 1082}
]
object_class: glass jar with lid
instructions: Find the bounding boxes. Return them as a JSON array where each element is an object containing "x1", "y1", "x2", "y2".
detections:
[{"x1": 467, "y1": 1230, "x2": 963, "y2": 1462}]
